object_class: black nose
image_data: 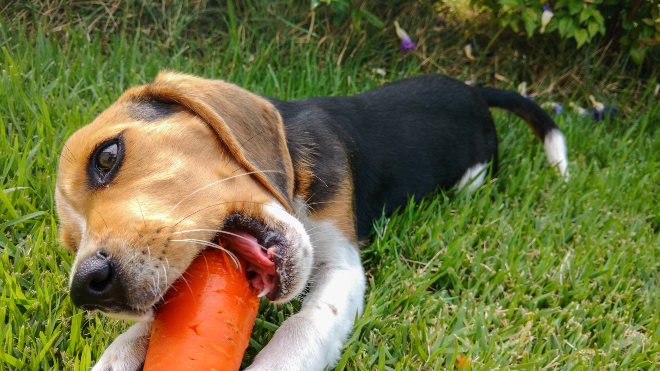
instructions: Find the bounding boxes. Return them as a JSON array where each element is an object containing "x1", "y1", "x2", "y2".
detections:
[{"x1": 70, "y1": 251, "x2": 126, "y2": 311}]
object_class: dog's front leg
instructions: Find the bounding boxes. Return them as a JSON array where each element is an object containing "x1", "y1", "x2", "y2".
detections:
[
  {"x1": 91, "y1": 318, "x2": 152, "y2": 371},
  {"x1": 247, "y1": 226, "x2": 366, "y2": 371}
]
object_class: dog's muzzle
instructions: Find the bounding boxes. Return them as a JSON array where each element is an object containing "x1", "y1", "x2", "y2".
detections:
[{"x1": 69, "y1": 250, "x2": 129, "y2": 312}]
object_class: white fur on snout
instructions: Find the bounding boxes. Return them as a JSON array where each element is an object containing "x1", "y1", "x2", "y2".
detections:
[
  {"x1": 69, "y1": 234, "x2": 176, "y2": 320},
  {"x1": 111, "y1": 244, "x2": 185, "y2": 318},
  {"x1": 262, "y1": 201, "x2": 314, "y2": 303},
  {"x1": 91, "y1": 319, "x2": 153, "y2": 371}
]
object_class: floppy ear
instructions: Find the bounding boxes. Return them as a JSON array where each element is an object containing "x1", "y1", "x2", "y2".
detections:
[{"x1": 120, "y1": 71, "x2": 295, "y2": 212}]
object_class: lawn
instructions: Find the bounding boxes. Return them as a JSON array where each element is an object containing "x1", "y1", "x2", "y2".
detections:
[{"x1": 1, "y1": 2, "x2": 659, "y2": 370}]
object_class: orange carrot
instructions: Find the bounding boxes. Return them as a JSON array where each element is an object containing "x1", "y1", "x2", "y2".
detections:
[
  {"x1": 143, "y1": 248, "x2": 260, "y2": 370},
  {"x1": 458, "y1": 356, "x2": 470, "y2": 369}
]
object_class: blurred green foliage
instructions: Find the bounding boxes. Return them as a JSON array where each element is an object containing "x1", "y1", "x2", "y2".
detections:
[
  {"x1": 315, "y1": 0, "x2": 659, "y2": 66},
  {"x1": 473, "y1": 0, "x2": 659, "y2": 65},
  {"x1": 311, "y1": 0, "x2": 384, "y2": 30}
]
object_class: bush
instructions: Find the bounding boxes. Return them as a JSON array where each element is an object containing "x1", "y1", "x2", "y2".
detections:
[
  {"x1": 315, "y1": 0, "x2": 659, "y2": 66},
  {"x1": 474, "y1": 0, "x2": 659, "y2": 65}
]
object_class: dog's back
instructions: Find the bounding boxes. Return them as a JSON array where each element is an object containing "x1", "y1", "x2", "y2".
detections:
[{"x1": 271, "y1": 74, "x2": 567, "y2": 239}]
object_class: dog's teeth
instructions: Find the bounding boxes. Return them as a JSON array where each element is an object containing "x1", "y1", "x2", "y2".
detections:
[{"x1": 257, "y1": 288, "x2": 270, "y2": 298}]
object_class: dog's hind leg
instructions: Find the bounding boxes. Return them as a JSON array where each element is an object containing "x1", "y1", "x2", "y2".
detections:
[{"x1": 455, "y1": 162, "x2": 489, "y2": 193}]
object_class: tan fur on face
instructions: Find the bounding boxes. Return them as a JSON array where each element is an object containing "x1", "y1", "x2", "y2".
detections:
[
  {"x1": 121, "y1": 72, "x2": 296, "y2": 213},
  {"x1": 57, "y1": 99, "x2": 283, "y2": 314}
]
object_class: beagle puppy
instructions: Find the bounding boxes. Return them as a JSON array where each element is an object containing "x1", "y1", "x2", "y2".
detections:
[{"x1": 56, "y1": 72, "x2": 568, "y2": 371}]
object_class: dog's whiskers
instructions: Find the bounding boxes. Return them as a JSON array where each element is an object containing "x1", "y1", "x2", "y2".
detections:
[
  {"x1": 137, "y1": 198, "x2": 146, "y2": 229},
  {"x1": 305, "y1": 200, "x2": 351, "y2": 207},
  {"x1": 93, "y1": 209, "x2": 108, "y2": 228},
  {"x1": 62, "y1": 142, "x2": 78, "y2": 162},
  {"x1": 168, "y1": 266, "x2": 195, "y2": 299},
  {"x1": 172, "y1": 229, "x2": 283, "y2": 258},
  {"x1": 230, "y1": 158, "x2": 301, "y2": 174},
  {"x1": 155, "y1": 268, "x2": 163, "y2": 302},
  {"x1": 170, "y1": 238, "x2": 241, "y2": 269},
  {"x1": 225, "y1": 128, "x2": 274, "y2": 170},
  {"x1": 161, "y1": 262, "x2": 168, "y2": 289},
  {"x1": 170, "y1": 200, "x2": 287, "y2": 228},
  {"x1": 59, "y1": 153, "x2": 75, "y2": 165},
  {"x1": 121, "y1": 252, "x2": 138, "y2": 267},
  {"x1": 150, "y1": 276, "x2": 158, "y2": 299},
  {"x1": 160, "y1": 170, "x2": 287, "y2": 225}
]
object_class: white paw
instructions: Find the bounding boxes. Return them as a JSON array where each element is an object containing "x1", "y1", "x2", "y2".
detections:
[
  {"x1": 243, "y1": 308, "x2": 349, "y2": 371},
  {"x1": 92, "y1": 320, "x2": 152, "y2": 371}
]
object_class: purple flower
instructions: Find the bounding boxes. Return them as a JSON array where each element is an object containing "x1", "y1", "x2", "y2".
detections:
[
  {"x1": 588, "y1": 105, "x2": 618, "y2": 122},
  {"x1": 542, "y1": 102, "x2": 563, "y2": 114},
  {"x1": 436, "y1": 18, "x2": 447, "y2": 28},
  {"x1": 587, "y1": 95, "x2": 618, "y2": 121},
  {"x1": 541, "y1": 6, "x2": 554, "y2": 33},
  {"x1": 401, "y1": 39, "x2": 415, "y2": 52},
  {"x1": 394, "y1": 21, "x2": 415, "y2": 52}
]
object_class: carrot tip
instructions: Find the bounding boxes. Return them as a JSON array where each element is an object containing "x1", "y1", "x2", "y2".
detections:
[{"x1": 144, "y1": 250, "x2": 260, "y2": 370}]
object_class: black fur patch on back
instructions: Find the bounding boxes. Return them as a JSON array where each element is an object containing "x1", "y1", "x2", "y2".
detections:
[
  {"x1": 271, "y1": 75, "x2": 500, "y2": 240},
  {"x1": 128, "y1": 100, "x2": 177, "y2": 122}
]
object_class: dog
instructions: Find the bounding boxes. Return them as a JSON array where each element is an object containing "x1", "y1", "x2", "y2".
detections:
[{"x1": 56, "y1": 71, "x2": 568, "y2": 371}]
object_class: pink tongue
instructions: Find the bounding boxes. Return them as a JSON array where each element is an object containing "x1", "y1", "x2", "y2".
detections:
[{"x1": 222, "y1": 229, "x2": 277, "y2": 293}]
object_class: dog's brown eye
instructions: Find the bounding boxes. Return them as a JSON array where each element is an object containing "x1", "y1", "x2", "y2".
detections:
[
  {"x1": 87, "y1": 136, "x2": 124, "y2": 190},
  {"x1": 96, "y1": 143, "x2": 118, "y2": 172}
]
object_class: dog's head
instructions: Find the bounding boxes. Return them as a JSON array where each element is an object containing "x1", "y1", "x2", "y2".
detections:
[{"x1": 56, "y1": 72, "x2": 313, "y2": 320}]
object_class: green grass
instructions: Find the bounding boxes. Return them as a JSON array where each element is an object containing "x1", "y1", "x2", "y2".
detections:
[{"x1": 1, "y1": 2, "x2": 660, "y2": 370}]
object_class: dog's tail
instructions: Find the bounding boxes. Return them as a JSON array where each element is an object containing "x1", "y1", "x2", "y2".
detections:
[{"x1": 475, "y1": 87, "x2": 569, "y2": 179}]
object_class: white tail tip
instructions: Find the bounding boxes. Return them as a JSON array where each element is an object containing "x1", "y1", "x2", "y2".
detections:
[{"x1": 544, "y1": 129, "x2": 570, "y2": 180}]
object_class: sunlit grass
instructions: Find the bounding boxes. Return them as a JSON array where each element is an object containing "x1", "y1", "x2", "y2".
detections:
[{"x1": 1, "y1": 3, "x2": 659, "y2": 370}]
